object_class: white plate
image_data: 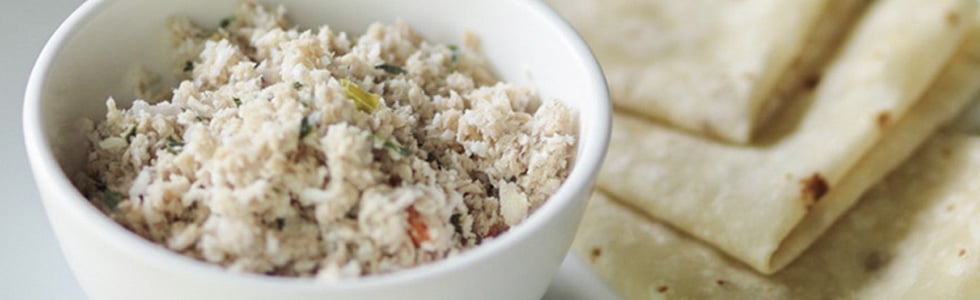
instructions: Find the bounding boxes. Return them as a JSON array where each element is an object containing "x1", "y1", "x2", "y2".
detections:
[{"x1": 0, "y1": 1, "x2": 619, "y2": 299}]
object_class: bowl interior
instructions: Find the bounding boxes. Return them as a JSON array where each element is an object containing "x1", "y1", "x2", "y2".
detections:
[{"x1": 29, "y1": 0, "x2": 609, "y2": 286}]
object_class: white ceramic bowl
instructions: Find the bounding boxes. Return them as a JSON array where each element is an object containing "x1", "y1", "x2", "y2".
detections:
[{"x1": 23, "y1": 0, "x2": 610, "y2": 299}]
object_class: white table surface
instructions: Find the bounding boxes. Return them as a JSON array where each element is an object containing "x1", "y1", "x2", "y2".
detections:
[{"x1": 0, "y1": 1, "x2": 619, "y2": 299}]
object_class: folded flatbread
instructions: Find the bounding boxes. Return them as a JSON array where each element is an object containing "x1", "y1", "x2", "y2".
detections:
[
  {"x1": 576, "y1": 133, "x2": 980, "y2": 299},
  {"x1": 597, "y1": 0, "x2": 977, "y2": 273},
  {"x1": 946, "y1": 97, "x2": 980, "y2": 133},
  {"x1": 546, "y1": 0, "x2": 866, "y2": 143}
]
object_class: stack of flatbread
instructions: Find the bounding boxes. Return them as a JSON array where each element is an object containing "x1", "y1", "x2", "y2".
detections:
[{"x1": 546, "y1": 0, "x2": 980, "y2": 298}]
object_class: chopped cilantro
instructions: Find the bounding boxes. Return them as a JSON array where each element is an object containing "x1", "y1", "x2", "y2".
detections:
[
  {"x1": 94, "y1": 179, "x2": 107, "y2": 192},
  {"x1": 426, "y1": 152, "x2": 444, "y2": 168},
  {"x1": 165, "y1": 137, "x2": 185, "y2": 154},
  {"x1": 122, "y1": 125, "x2": 136, "y2": 142},
  {"x1": 374, "y1": 63, "x2": 407, "y2": 75},
  {"x1": 208, "y1": 32, "x2": 225, "y2": 42},
  {"x1": 233, "y1": 97, "x2": 241, "y2": 107},
  {"x1": 373, "y1": 134, "x2": 412, "y2": 157},
  {"x1": 100, "y1": 190, "x2": 121, "y2": 210},
  {"x1": 183, "y1": 61, "x2": 194, "y2": 72},
  {"x1": 299, "y1": 115, "x2": 314, "y2": 139},
  {"x1": 220, "y1": 16, "x2": 235, "y2": 28},
  {"x1": 450, "y1": 213, "x2": 463, "y2": 234},
  {"x1": 293, "y1": 82, "x2": 303, "y2": 89},
  {"x1": 448, "y1": 45, "x2": 460, "y2": 64}
]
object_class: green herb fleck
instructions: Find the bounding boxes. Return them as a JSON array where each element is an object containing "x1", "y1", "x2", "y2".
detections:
[
  {"x1": 293, "y1": 82, "x2": 304, "y2": 90},
  {"x1": 100, "y1": 190, "x2": 122, "y2": 210},
  {"x1": 448, "y1": 45, "x2": 460, "y2": 64},
  {"x1": 122, "y1": 125, "x2": 137, "y2": 142},
  {"x1": 375, "y1": 63, "x2": 407, "y2": 75},
  {"x1": 450, "y1": 213, "x2": 463, "y2": 234},
  {"x1": 272, "y1": 187, "x2": 283, "y2": 194},
  {"x1": 373, "y1": 134, "x2": 412, "y2": 157},
  {"x1": 340, "y1": 79, "x2": 380, "y2": 113},
  {"x1": 165, "y1": 137, "x2": 185, "y2": 154},
  {"x1": 508, "y1": 176, "x2": 517, "y2": 183},
  {"x1": 183, "y1": 61, "x2": 194, "y2": 72},
  {"x1": 94, "y1": 179, "x2": 107, "y2": 192},
  {"x1": 274, "y1": 218, "x2": 285, "y2": 230},
  {"x1": 233, "y1": 97, "x2": 241, "y2": 107},
  {"x1": 426, "y1": 152, "x2": 444, "y2": 168},
  {"x1": 299, "y1": 115, "x2": 315, "y2": 139},
  {"x1": 208, "y1": 32, "x2": 226, "y2": 42},
  {"x1": 220, "y1": 16, "x2": 235, "y2": 28}
]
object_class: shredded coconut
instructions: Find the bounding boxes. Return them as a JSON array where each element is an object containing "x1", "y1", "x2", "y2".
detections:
[{"x1": 75, "y1": 1, "x2": 576, "y2": 279}]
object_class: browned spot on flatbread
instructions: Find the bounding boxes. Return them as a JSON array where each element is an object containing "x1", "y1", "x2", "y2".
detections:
[
  {"x1": 800, "y1": 173, "x2": 829, "y2": 210},
  {"x1": 589, "y1": 247, "x2": 602, "y2": 263},
  {"x1": 802, "y1": 74, "x2": 821, "y2": 90},
  {"x1": 947, "y1": 11, "x2": 960, "y2": 26},
  {"x1": 959, "y1": 249, "x2": 967, "y2": 257},
  {"x1": 657, "y1": 286, "x2": 669, "y2": 293},
  {"x1": 716, "y1": 279, "x2": 727, "y2": 286},
  {"x1": 864, "y1": 251, "x2": 889, "y2": 272},
  {"x1": 876, "y1": 111, "x2": 891, "y2": 129},
  {"x1": 946, "y1": 203, "x2": 956, "y2": 212}
]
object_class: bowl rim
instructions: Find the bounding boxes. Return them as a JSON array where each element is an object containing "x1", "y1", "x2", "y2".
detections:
[{"x1": 22, "y1": 0, "x2": 610, "y2": 291}]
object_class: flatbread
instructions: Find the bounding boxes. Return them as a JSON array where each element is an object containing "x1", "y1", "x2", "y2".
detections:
[
  {"x1": 545, "y1": 0, "x2": 865, "y2": 143},
  {"x1": 598, "y1": 0, "x2": 977, "y2": 273},
  {"x1": 945, "y1": 96, "x2": 980, "y2": 134},
  {"x1": 575, "y1": 133, "x2": 980, "y2": 299},
  {"x1": 757, "y1": 0, "x2": 870, "y2": 130}
]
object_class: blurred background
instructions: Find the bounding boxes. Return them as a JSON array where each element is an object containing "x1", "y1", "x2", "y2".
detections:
[{"x1": 1, "y1": 1, "x2": 122, "y2": 299}]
